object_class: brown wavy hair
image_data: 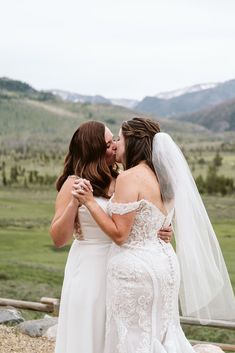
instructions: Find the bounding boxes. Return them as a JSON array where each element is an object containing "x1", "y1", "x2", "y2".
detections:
[
  {"x1": 56, "y1": 121, "x2": 118, "y2": 198},
  {"x1": 121, "y1": 117, "x2": 160, "y2": 173}
]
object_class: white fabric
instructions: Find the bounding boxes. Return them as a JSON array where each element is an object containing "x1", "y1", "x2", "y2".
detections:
[
  {"x1": 193, "y1": 344, "x2": 225, "y2": 353},
  {"x1": 55, "y1": 197, "x2": 111, "y2": 353},
  {"x1": 152, "y1": 132, "x2": 235, "y2": 321},
  {"x1": 104, "y1": 199, "x2": 195, "y2": 353}
]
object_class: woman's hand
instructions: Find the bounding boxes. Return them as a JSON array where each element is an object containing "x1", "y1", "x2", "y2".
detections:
[
  {"x1": 50, "y1": 177, "x2": 82, "y2": 248},
  {"x1": 71, "y1": 178, "x2": 94, "y2": 205},
  {"x1": 158, "y1": 225, "x2": 173, "y2": 243},
  {"x1": 72, "y1": 178, "x2": 93, "y2": 192}
]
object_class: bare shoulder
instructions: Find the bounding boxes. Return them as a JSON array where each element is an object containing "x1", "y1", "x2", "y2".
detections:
[
  {"x1": 60, "y1": 176, "x2": 76, "y2": 192},
  {"x1": 56, "y1": 176, "x2": 77, "y2": 203},
  {"x1": 116, "y1": 167, "x2": 140, "y2": 185},
  {"x1": 114, "y1": 168, "x2": 140, "y2": 203},
  {"x1": 120, "y1": 164, "x2": 151, "y2": 183}
]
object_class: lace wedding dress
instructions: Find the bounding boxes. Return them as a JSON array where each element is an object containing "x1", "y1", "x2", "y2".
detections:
[
  {"x1": 55, "y1": 197, "x2": 112, "y2": 353},
  {"x1": 104, "y1": 198, "x2": 195, "y2": 353}
]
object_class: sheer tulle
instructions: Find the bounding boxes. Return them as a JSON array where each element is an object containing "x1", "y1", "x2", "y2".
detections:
[{"x1": 152, "y1": 132, "x2": 235, "y2": 321}]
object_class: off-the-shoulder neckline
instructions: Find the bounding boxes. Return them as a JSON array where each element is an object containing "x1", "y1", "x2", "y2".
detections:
[{"x1": 109, "y1": 196, "x2": 171, "y2": 218}]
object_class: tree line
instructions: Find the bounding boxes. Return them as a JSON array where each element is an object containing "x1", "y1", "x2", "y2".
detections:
[
  {"x1": 0, "y1": 151, "x2": 234, "y2": 195},
  {"x1": 195, "y1": 152, "x2": 234, "y2": 196},
  {"x1": 1, "y1": 162, "x2": 57, "y2": 187}
]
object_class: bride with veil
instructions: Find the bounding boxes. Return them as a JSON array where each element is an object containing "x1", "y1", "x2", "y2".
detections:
[{"x1": 75, "y1": 117, "x2": 235, "y2": 353}]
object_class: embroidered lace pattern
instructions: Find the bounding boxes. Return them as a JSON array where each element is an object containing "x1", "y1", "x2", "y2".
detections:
[{"x1": 104, "y1": 199, "x2": 181, "y2": 352}]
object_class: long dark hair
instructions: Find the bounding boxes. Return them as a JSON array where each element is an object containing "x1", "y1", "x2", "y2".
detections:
[
  {"x1": 121, "y1": 117, "x2": 160, "y2": 173},
  {"x1": 56, "y1": 121, "x2": 118, "y2": 198}
]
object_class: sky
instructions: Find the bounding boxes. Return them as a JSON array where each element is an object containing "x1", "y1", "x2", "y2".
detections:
[{"x1": 0, "y1": 0, "x2": 235, "y2": 100}]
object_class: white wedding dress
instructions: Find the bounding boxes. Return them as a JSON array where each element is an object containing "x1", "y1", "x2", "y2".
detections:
[
  {"x1": 55, "y1": 197, "x2": 111, "y2": 353},
  {"x1": 104, "y1": 198, "x2": 196, "y2": 353}
]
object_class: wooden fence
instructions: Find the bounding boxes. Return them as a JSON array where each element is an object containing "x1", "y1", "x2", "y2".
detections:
[{"x1": 0, "y1": 297, "x2": 234, "y2": 351}]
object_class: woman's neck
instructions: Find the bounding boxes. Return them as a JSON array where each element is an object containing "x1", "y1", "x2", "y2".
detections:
[
  {"x1": 107, "y1": 177, "x2": 116, "y2": 197},
  {"x1": 138, "y1": 160, "x2": 147, "y2": 166}
]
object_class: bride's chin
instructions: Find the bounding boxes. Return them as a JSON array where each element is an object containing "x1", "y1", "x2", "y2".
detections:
[{"x1": 115, "y1": 155, "x2": 121, "y2": 164}]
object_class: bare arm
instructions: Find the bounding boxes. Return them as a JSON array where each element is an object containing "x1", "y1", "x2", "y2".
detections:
[
  {"x1": 75, "y1": 173, "x2": 138, "y2": 245},
  {"x1": 75, "y1": 175, "x2": 174, "y2": 244},
  {"x1": 49, "y1": 177, "x2": 80, "y2": 248}
]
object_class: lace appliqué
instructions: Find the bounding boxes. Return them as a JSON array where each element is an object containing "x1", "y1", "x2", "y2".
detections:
[
  {"x1": 108, "y1": 199, "x2": 166, "y2": 247},
  {"x1": 107, "y1": 199, "x2": 140, "y2": 215},
  {"x1": 105, "y1": 253, "x2": 153, "y2": 353},
  {"x1": 104, "y1": 199, "x2": 181, "y2": 353}
]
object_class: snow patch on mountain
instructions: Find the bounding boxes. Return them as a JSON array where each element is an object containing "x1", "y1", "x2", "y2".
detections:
[
  {"x1": 50, "y1": 89, "x2": 111, "y2": 104},
  {"x1": 155, "y1": 83, "x2": 219, "y2": 100},
  {"x1": 110, "y1": 98, "x2": 138, "y2": 109}
]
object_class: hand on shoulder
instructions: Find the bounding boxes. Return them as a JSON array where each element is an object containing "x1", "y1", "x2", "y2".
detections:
[{"x1": 56, "y1": 175, "x2": 80, "y2": 209}]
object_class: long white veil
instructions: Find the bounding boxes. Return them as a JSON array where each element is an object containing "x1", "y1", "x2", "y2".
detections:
[{"x1": 152, "y1": 132, "x2": 235, "y2": 321}]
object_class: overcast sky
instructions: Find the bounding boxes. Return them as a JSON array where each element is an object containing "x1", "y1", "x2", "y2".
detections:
[{"x1": 0, "y1": 0, "x2": 235, "y2": 99}]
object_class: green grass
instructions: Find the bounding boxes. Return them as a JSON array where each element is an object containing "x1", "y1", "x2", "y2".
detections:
[
  {"x1": 0, "y1": 187, "x2": 234, "y2": 344},
  {"x1": 190, "y1": 151, "x2": 235, "y2": 181},
  {"x1": 0, "y1": 188, "x2": 234, "y2": 295},
  {"x1": 0, "y1": 187, "x2": 68, "y2": 301}
]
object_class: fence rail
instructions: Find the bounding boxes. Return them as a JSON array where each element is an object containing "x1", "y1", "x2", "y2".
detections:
[
  {"x1": 180, "y1": 316, "x2": 235, "y2": 330},
  {"x1": 0, "y1": 297, "x2": 234, "y2": 351},
  {"x1": 0, "y1": 297, "x2": 60, "y2": 315}
]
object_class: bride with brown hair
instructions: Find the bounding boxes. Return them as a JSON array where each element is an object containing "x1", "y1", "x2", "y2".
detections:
[
  {"x1": 50, "y1": 120, "x2": 172, "y2": 353},
  {"x1": 76, "y1": 117, "x2": 235, "y2": 353}
]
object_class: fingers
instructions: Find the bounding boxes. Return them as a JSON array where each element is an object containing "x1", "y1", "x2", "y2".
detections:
[
  {"x1": 73, "y1": 178, "x2": 91, "y2": 187},
  {"x1": 72, "y1": 186, "x2": 89, "y2": 196},
  {"x1": 160, "y1": 237, "x2": 171, "y2": 243},
  {"x1": 76, "y1": 183, "x2": 90, "y2": 192},
  {"x1": 163, "y1": 226, "x2": 172, "y2": 232},
  {"x1": 72, "y1": 178, "x2": 93, "y2": 200},
  {"x1": 73, "y1": 178, "x2": 93, "y2": 192},
  {"x1": 158, "y1": 234, "x2": 171, "y2": 243},
  {"x1": 158, "y1": 229, "x2": 171, "y2": 237},
  {"x1": 158, "y1": 225, "x2": 173, "y2": 239},
  {"x1": 158, "y1": 227, "x2": 172, "y2": 243},
  {"x1": 72, "y1": 190, "x2": 84, "y2": 197},
  {"x1": 71, "y1": 190, "x2": 78, "y2": 198}
]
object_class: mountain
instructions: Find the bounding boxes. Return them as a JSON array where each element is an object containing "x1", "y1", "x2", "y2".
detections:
[
  {"x1": 0, "y1": 77, "x2": 55, "y2": 101},
  {"x1": 155, "y1": 83, "x2": 218, "y2": 99},
  {"x1": 176, "y1": 98, "x2": 235, "y2": 132},
  {"x1": 50, "y1": 89, "x2": 111, "y2": 105},
  {"x1": 136, "y1": 79, "x2": 235, "y2": 117},
  {"x1": 0, "y1": 77, "x2": 213, "y2": 153},
  {"x1": 50, "y1": 90, "x2": 139, "y2": 108},
  {"x1": 110, "y1": 98, "x2": 138, "y2": 109}
]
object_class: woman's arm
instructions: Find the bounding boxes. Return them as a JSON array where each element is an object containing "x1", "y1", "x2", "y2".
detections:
[
  {"x1": 75, "y1": 172, "x2": 139, "y2": 245},
  {"x1": 50, "y1": 177, "x2": 80, "y2": 248},
  {"x1": 75, "y1": 174, "x2": 174, "y2": 245}
]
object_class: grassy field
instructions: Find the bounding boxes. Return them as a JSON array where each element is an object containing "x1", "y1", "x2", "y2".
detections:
[
  {"x1": 0, "y1": 186, "x2": 234, "y2": 344},
  {"x1": 0, "y1": 187, "x2": 64, "y2": 301}
]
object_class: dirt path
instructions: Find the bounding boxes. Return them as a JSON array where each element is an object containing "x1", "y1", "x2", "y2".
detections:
[{"x1": 0, "y1": 326, "x2": 55, "y2": 353}]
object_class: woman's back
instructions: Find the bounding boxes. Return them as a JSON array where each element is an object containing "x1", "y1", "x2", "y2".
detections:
[
  {"x1": 105, "y1": 165, "x2": 185, "y2": 353},
  {"x1": 119, "y1": 163, "x2": 166, "y2": 214},
  {"x1": 107, "y1": 163, "x2": 172, "y2": 248}
]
